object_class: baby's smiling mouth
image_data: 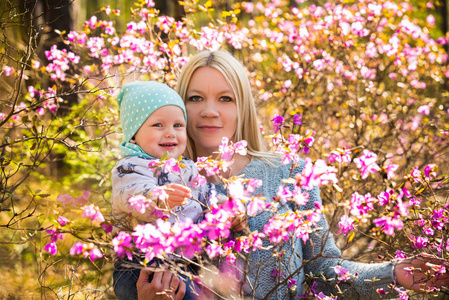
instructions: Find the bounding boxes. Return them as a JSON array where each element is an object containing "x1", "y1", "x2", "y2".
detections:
[{"x1": 160, "y1": 143, "x2": 177, "y2": 147}]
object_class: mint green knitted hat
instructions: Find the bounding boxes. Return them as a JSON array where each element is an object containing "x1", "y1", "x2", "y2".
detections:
[{"x1": 117, "y1": 81, "x2": 186, "y2": 158}]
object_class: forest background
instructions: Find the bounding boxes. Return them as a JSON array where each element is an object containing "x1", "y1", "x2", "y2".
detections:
[{"x1": 1, "y1": 0, "x2": 449, "y2": 299}]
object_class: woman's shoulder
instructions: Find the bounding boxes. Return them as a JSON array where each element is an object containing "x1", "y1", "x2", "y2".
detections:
[
  {"x1": 243, "y1": 157, "x2": 305, "y2": 180},
  {"x1": 250, "y1": 156, "x2": 305, "y2": 172}
]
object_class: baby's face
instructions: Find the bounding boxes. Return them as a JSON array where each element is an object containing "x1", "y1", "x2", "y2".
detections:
[{"x1": 133, "y1": 105, "x2": 186, "y2": 159}]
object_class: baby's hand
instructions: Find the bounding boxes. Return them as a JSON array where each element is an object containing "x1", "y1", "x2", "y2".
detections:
[
  {"x1": 230, "y1": 213, "x2": 247, "y2": 232},
  {"x1": 164, "y1": 183, "x2": 191, "y2": 209}
]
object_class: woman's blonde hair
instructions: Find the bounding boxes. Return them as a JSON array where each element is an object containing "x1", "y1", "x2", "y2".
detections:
[{"x1": 176, "y1": 50, "x2": 275, "y2": 161}]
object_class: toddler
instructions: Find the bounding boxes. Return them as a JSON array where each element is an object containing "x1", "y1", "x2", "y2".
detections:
[{"x1": 111, "y1": 81, "x2": 212, "y2": 300}]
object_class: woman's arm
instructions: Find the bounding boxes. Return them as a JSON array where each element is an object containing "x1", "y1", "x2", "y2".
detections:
[{"x1": 302, "y1": 186, "x2": 397, "y2": 299}]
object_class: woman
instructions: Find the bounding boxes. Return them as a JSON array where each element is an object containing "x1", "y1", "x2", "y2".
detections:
[{"x1": 137, "y1": 50, "x2": 449, "y2": 299}]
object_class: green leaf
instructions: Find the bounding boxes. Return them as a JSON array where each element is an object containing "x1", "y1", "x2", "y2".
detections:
[{"x1": 161, "y1": 152, "x2": 168, "y2": 160}]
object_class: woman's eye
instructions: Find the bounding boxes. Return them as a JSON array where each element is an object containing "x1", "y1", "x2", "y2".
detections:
[
  {"x1": 220, "y1": 96, "x2": 233, "y2": 102},
  {"x1": 188, "y1": 96, "x2": 202, "y2": 102}
]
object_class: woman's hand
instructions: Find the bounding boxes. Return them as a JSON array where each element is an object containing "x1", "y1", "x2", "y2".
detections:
[
  {"x1": 230, "y1": 213, "x2": 247, "y2": 232},
  {"x1": 163, "y1": 183, "x2": 192, "y2": 208},
  {"x1": 137, "y1": 268, "x2": 186, "y2": 300},
  {"x1": 394, "y1": 253, "x2": 449, "y2": 292}
]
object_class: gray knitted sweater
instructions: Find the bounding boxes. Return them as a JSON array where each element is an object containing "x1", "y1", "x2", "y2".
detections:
[{"x1": 215, "y1": 158, "x2": 397, "y2": 299}]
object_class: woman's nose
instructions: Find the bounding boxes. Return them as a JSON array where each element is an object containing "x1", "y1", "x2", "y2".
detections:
[{"x1": 200, "y1": 101, "x2": 219, "y2": 118}]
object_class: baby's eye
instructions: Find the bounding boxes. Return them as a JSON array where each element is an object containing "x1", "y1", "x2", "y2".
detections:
[
  {"x1": 152, "y1": 123, "x2": 162, "y2": 127},
  {"x1": 174, "y1": 123, "x2": 185, "y2": 128},
  {"x1": 188, "y1": 96, "x2": 202, "y2": 102},
  {"x1": 220, "y1": 96, "x2": 233, "y2": 102}
]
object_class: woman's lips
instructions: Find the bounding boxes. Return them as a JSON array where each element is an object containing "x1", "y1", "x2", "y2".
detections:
[{"x1": 199, "y1": 126, "x2": 221, "y2": 132}]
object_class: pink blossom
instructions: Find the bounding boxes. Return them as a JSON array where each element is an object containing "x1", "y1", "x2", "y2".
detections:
[
  {"x1": 102, "y1": 223, "x2": 113, "y2": 233},
  {"x1": 46, "y1": 229, "x2": 63, "y2": 242},
  {"x1": 353, "y1": 149, "x2": 380, "y2": 179},
  {"x1": 234, "y1": 140, "x2": 247, "y2": 156},
  {"x1": 234, "y1": 238, "x2": 249, "y2": 253},
  {"x1": 423, "y1": 227, "x2": 434, "y2": 236},
  {"x1": 410, "y1": 196, "x2": 422, "y2": 206},
  {"x1": 243, "y1": 2, "x2": 254, "y2": 13},
  {"x1": 373, "y1": 216, "x2": 404, "y2": 235},
  {"x1": 32, "y1": 60, "x2": 40, "y2": 69},
  {"x1": 412, "y1": 236, "x2": 428, "y2": 249},
  {"x1": 360, "y1": 66, "x2": 376, "y2": 79},
  {"x1": 429, "y1": 263, "x2": 446, "y2": 275},
  {"x1": 145, "y1": 0, "x2": 155, "y2": 7},
  {"x1": 377, "y1": 189, "x2": 394, "y2": 206},
  {"x1": 302, "y1": 131, "x2": 315, "y2": 154},
  {"x1": 424, "y1": 164, "x2": 437, "y2": 179},
  {"x1": 384, "y1": 164, "x2": 399, "y2": 180},
  {"x1": 377, "y1": 288, "x2": 387, "y2": 295},
  {"x1": 103, "y1": 5, "x2": 111, "y2": 15},
  {"x1": 282, "y1": 79, "x2": 292, "y2": 93},
  {"x1": 291, "y1": 186, "x2": 309, "y2": 206},
  {"x1": 272, "y1": 114, "x2": 284, "y2": 133},
  {"x1": 328, "y1": 148, "x2": 351, "y2": 165},
  {"x1": 28, "y1": 86, "x2": 37, "y2": 97},
  {"x1": 271, "y1": 267, "x2": 284, "y2": 279},
  {"x1": 389, "y1": 72, "x2": 398, "y2": 80},
  {"x1": 43, "y1": 241, "x2": 57, "y2": 255},
  {"x1": 70, "y1": 242, "x2": 85, "y2": 255},
  {"x1": 206, "y1": 243, "x2": 223, "y2": 258},
  {"x1": 57, "y1": 190, "x2": 89, "y2": 207},
  {"x1": 246, "y1": 178, "x2": 262, "y2": 193},
  {"x1": 195, "y1": 157, "x2": 220, "y2": 177},
  {"x1": 338, "y1": 215, "x2": 354, "y2": 234},
  {"x1": 313, "y1": 59, "x2": 325, "y2": 71},
  {"x1": 287, "y1": 278, "x2": 297, "y2": 288},
  {"x1": 152, "y1": 187, "x2": 168, "y2": 202},
  {"x1": 191, "y1": 174, "x2": 207, "y2": 188},
  {"x1": 219, "y1": 137, "x2": 234, "y2": 161},
  {"x1": 350, "y1": 192, "x2": 375, "y2": 217},
  {"x1": 82, "y1": 204, "x2": 105, "y2": 222},
  {"x1": 88, "y1": 247, "x2": 103, "y2": 261},
  {"x1": 315, "y1": 292, "x2": 337, "y2": 300},
  {"x1": 77, "y1": 190, "x2": 90, "y2": 205},
  {"x1": 162, "y1": 158, "x2": 181, "y2": 174},
  {"x1": 334, "y1": 265, "x2": 351, "y2": 281},
  {"x1": 395, "y1": 251, "x2": 407, "y2": 259},
  {"x1": 293, "y1": 114, "x2": 302, "y2": 125},
  {"x1": 394, "y1": 288, "x2": 409, "y2": 300},
  {"x1": 247, "y1": 197, "x2": 268, "y2": 216},
  {"x1": 57, "y1": 216, "x2": 70, "y2": 227},
  {"x1": 128, "y1": 195, "x2": 149, "y2": 214},
  {"x1": 417, "y1": 105, "x2": 430, "y2": 115},
  {"x1": 3, "y1": 66, "x2": 14, "y2": 76},
  {"x1": 276, "y1": 186, "x2": 292, "y2": 202},
  {"x1": 204, "y1": 209, "x2": 232, "y2": 241},
  {"x1": 113, "y1": 232, "x2": 133, "y2": 261},
  {"x1": 426, "y1": 15, "x2": 435, "y2": 26}
]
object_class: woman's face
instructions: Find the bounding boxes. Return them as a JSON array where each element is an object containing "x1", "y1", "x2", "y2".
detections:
[{"x1": 185, "y1": 67, "x2": 238, "y2": 157}]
